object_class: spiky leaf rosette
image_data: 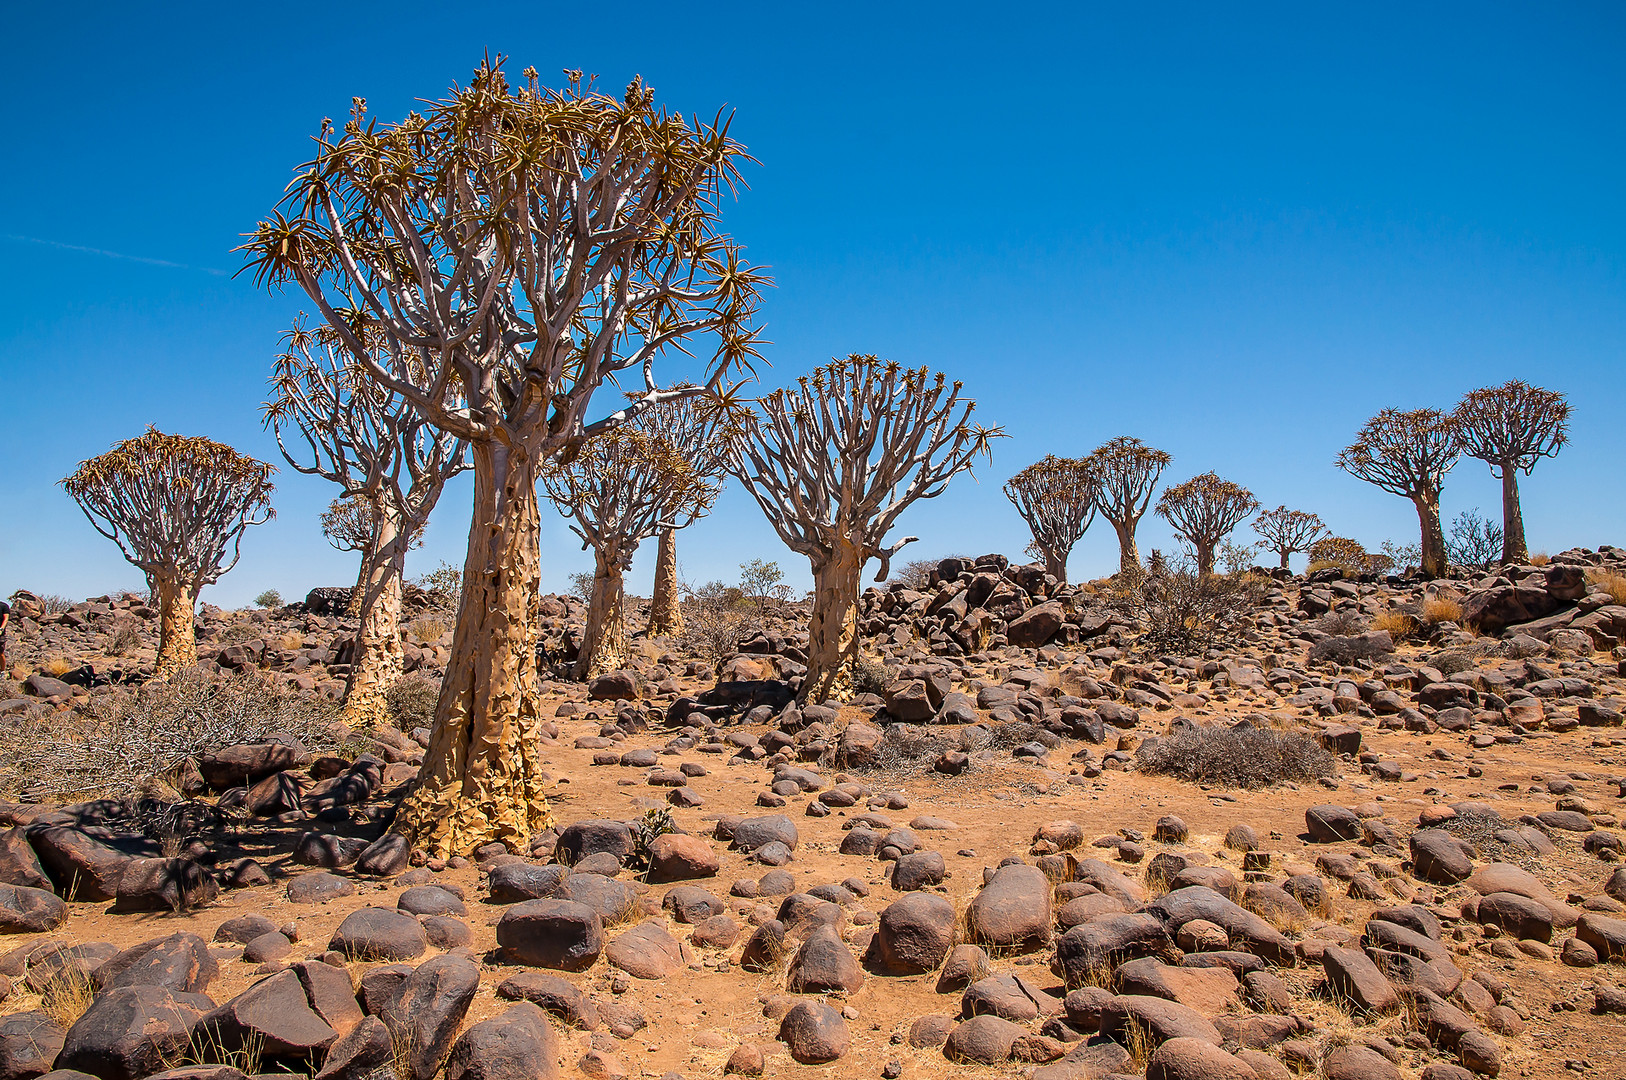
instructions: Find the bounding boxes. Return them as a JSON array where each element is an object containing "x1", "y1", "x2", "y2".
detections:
[{"x1": 1004, "y1": 455, "x2": 1098, "y2": 573}]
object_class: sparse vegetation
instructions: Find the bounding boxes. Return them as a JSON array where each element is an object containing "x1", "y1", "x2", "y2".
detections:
[
  {"x1": 1107, "y1": 553, "x2": 1265, "y2": 652},
  {"x1": 1370, "y1": 608, "x2": 1417, "y2": 639},
  {"x1": 566, "y1": 572, "x2": 595, "y2": 603},
  {"x1": 1446, "y1": 508, "x2": 1504, "y2": 570},
  {"x1": 1422, "y1": 595, "x2": 1464, "y2": 624},
  {"x1": 1136, "y1": 724, "x2": 1336, "y2": 787},
  {"x1": 253, "y1": 589, "x2": 283, "y2": 608},
  {"x1": 385, "y1": 674, "x2": 441, "y2": 733},
  {"x1": 852, "y1": 655, "x2": 890, "y2": 697},
  {"x1": 1587, "y1": 570, "x2": 1626, "y2": 605},
  {"x1": 39, "y1": 594, "x2": 76, "y2": 615},
  {"x1": 412, "y1": 562, "x2": 462, "y2": 610}
]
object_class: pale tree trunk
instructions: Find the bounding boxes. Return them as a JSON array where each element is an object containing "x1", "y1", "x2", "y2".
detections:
[
  {"x1": 1042, "y1": 547, "x2": 1068, "y2": 585},
  {"x1": 576, "y1": 545, "x2": 629, "y2": 680},
  {"x1": 647, "y1": 528, "x2": 683, "y2": 637},
  {"x1": 1276, "y1": 547, "x2": 1291, "y2": 571},
  {"x1": 802, "y1": 538, "x2": 864, "y2": 705},
  {"x1": 1194, "y1": 541, "x2": 1216, "y2": 577},
  {"x1": 1414, "y1": 492, "x2": 1448, "y2": 578},
  {"x1": 342, "y1": 509, "x2": 407, "y2": 731},
  {"x1": 1500, "y1": 466, "x2": 1527, "y2": 565},
  {"x1": 153, "y1": 575, "x2": 197, "y2": 678},
  {"x1": 393, "y1": 441, "x2": 551, "y2": 858},
  {"x1": 1112, "y1": 519, "x2": 1140, "y2": 576},
  {"x1": 344, "y1": 536, "x2": 371, "y2": 618}
]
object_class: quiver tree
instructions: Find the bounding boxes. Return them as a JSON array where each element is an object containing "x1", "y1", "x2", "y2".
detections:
[
  {"x1": 1083, "y1": 437, "x2": 1172, "y2": 575},
  {"x1": 1452, "y1": 380, "x2": 1570, "y2": 565},
  {"x1": 643, "y1": 397, "x2": 740, "y2": 639},
  {"x1": 1251, "y1": 506, "x2": 1327, "y2": 570},
  {"x1": 243, "y1": 61, "x2": 764, "y2": 856},
  {"x1": 62, "y1": 430, "x2": 275, "y2": 677},
  {"x1": 542, "y1": 396, "x2": 731, "y2": 679},
  {"x1": 729, "y1": 355, "x2": 1001, "y2": 703},
  {"x1": 1155, "y1": 472, "x2": 1260, "y2": 576},
  {"x1": 1336, "y1": 408, "x2": 1460, "y2": 577},
  {"x1": 1003, "y1": 455, "x2": 1097, "y2": 584},
  {"x1": 266, "y1": 323, "x2": 468, "y2": 728},
  {"x1": 1308, "y1": 536, "x2": 1374, "y2": 576}
]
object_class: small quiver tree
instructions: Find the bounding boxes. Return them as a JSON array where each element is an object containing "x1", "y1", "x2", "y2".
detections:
[
  {"x1": 1154, "y1": 472, "x2": 1259, "y2": 576},
  {"x1": 1251, "y1": 506, "x2": 1327, "y2": 571},
  {"x1": 643, "y1": 397, "x2": 741, "y2": 639},
  {"x1": 242, "y1": 62, "x2": 764, "y2": 856},
  {"x1": 1335, "y1": 408, "x2": 1459, "y2": 578},
  {"x1": 729, "y1": 355, "x2": 1001, "y2": 704},
  {"x1": 62, "y1": 430, "x2": 275, "y2": 678},
  {"x1": 1452, "y1": 380, "x2": 1570, "y2": 565},
  {"x1": 1308, "y1": 535, "x2": 1373, "y2": 576},
  {"x1": 265, "y1": 321, "x2": 467, "y2": 729},
  {"x1": 1083, "y1": 437, "x2": 1172, "y2": 576},
  {"x1": 1003, "y1": 455, "x2": 1097, "y2": 584},
  {"x1": 542, "y1": 396, "x2": 729, "y2": 679}
]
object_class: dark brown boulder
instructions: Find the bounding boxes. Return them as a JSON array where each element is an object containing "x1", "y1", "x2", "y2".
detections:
[
  {"x1": 0, "y1": 885, "x2": 67, "y2": 934},
  {"x1": 94, "y1": 933, "x2": 217, "y2": 995},
  {"x1": 443, "y1": 1002, "x2": 559, "y2": 1080},
  {"x1": 496, "y1": 900, "x2": 604, "y2": 970},
  {"x1": 57, "y1": 986, "x2": 213, "y2": 1080}
]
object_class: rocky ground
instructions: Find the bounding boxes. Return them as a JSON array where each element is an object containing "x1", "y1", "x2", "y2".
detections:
[{"x1": 2, "y1": 548, "x2": 1626, "y2": 1080}]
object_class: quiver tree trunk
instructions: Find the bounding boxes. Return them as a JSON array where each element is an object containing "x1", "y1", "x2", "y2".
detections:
[
  {"x1": 1414, "y1": 492, "x2": 1448, "y2": 578},
  {"x1": 393, "y1": 442, "x2": 551, "y2": 857},
  {"x1": 647, "y1": 529, "x2": 683, "y2": 637},
  {"x1": 803, "y1": 539, "x2": 864, "y2": 705},
  {"x1": 342, "y1": 509, "x2": 407, "y2": 730},
  {"x1": 577, "y1": 545, "x2": 629, "y2": 680},
  {"x1": 1194, "y1": 543, "x2": 1216, "y2": 577},
  {"x1": 1042, "y1": 548, "x2": 1067, "y2": 585},
  {"x1": 1112, "y1": 521, "x2": 1140, "y2": 576},
  {"x1": 1500, "y1": 467, "x2": 1527, "y2": 565},
  {"x1": 152, "y1": 575, "x2": 198, "y2": 678},
  {"x1": 1276, "y1": 547, "x2": 1291, "y2": 571},
  {"x1": 344, "y1": 542, "x2": 371, "y2": 618}
]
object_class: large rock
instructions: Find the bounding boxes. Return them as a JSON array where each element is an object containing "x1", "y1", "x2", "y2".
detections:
[
  {"x1": 1099, "y1": 995, "x2": 1221, "y2": 1048},
  {"x1": 380, "y1": 955, "x2": 479, "y2": 1080},
  {"x1": 1146, "y1": 1037, "x2": 1258, "y2": 1080},
  {"x1": 1145, "y1": 886, "x2": 1295, "y2": 966},
  {"x1": 1466, "y1": 863, "x2": 1578, "y2": 928},
  {"x1": 645, "y1": 834, "x2": 718, "y2": 884},
  {"x1": 1007, "y1": 602, "x2": 1066, "y2": 647},
  {"x1": 1323, "y1": 1045, "x2": 1402, "y2": 1080},
  {"x1": 777, "y1": 1001, "x2": 848, "y2": 1064},
  {"x1": 26, "y1": 826, "x2": 131, "y2": 901},
  {"x1": 1321, "y1": 946, "x2": 1400, "y2": 1014},
  {"x1": 554, "y1": 820, "x2": 635, "y2": 864},
  {"x1": 1305, "y1": 805, "x2": 1362, "y2": 843},
  {"x1": 943, "y1": 1014, "x2": 1025, "y2": 1064},
  {"x1": 604, "y1": 920, "x2": 687, "y2": 980},
  {"x1": 199, "y1": 968, "x2": 339, "y2": 1060},
  {"x1": 329, "y1": 908, "x2": 427, "y2": 962},
  {"x1": 0, "y1": 830, "x2": 52, "y2": 891},
  {"x1": 313, "y1": 1015, "x2": 392, "y2": 1080},
  {"x1": 1054, "y1": 913, "x2": 1176, "y2": 984},
  {"x1": 495, "y1": 972, "x2": 600, "y2": 1030},
  {"x1": 58, "y1": 986, "x2": 213, "y2": 1080},
  {"x1": 111, "y1": 858, "x2": 218, "y2": 913},
  {"x1": 444, "y1": 1003, "x2": 559, "y2": 1080},
  {"x1": 1114, "y1": 958, "x2": 1239, "y2": 1014},
  {"x1": 0, "y1": 884, "x2": 67, "y2": 934},
  {"x1": 194, "y1": 743, "x2": 301, "y2": 789},
  {"x1": 486, "y1": 863, "x2": 567, "y2": 904},
  {"x1": 964, "y1": 864, "x2": 1052, "y2": 950},
  {"x1": 784, "y1": 925, "x2": 863, "y2": 994},
  {"x1": 0, "y1": 1012, "x2": 65, "y2": 1080},
  {"x1": 869, "y1": 892, "x2": 956, "y2": 974},
  {"x1": 1411, "y1": 830, "x2": 1475, "y2": 884},
  {"x1": 1461, "y1": 585, "x2": 1561, "y2": 633},
  {"x1": 94, "y1": 933, "x2": 217, "y2": 995},
  {"x1": 1576, "y1": 913, "x2": 1626, "y2": 962},
  {"x1": 496, "y1": 900, "x2": 604, "y2": 971},
  {"x1": 726, "y1": 815, "x2": 798, "y2": 853},
  {"x1": 1475, "y1": 892, "x2": 1554, "y2": 943}
]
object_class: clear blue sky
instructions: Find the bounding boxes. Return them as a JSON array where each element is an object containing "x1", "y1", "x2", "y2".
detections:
[{"x1": 2, "y1": 2, "x2": 1622, "y2": 606}]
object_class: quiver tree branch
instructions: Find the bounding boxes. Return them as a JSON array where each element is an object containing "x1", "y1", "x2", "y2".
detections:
[
  {"x1": 1003, "y1": 455, "x2": 1098, "y2": 584},
  {"x1": 62, "y1": 429, "x2": 275, "y2": 678},
  {"x1": 264, "y1": 319, "x2": 469, "y2": 728},
  {"x1": 542, "y1": 394, "x2": 734, "y2": 679},
  {"x1": 728, "y1": 354, "x2": 1003, "y2": 703},
  {"x1": 243, "y1": 60, "x2": 765, "y2": 856},
  {"x1": 1452, "y1": 380, "x2": 1570, "y2": 565},
  {"x1": 1336, "y1": 408, "x2": 1460, "y2": 577},
  {"x1": 1251, "y1": 506, "x2": 1327, "y2": 571},
  {"x1": 1155, "y1": 472, "x2": 1260, "y2": 576},
  {"x1": 1083, "y1": 437, "x2": 1172, "y2": 576}
]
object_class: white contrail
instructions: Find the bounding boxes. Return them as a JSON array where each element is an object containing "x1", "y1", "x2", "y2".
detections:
[{"x1": 1, "y1": 233, "x2": 229, "y2": 276}]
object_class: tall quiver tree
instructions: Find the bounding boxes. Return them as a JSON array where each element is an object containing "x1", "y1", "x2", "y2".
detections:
[
  {"x1": 1336, "y1": 408, "x2": 1460, "y2": 577},
  {"x1": 1251, "y1": 506, "x2": 1327, "y2": 571},
  {"x1": 243, "y1": 63, "x2": 764, "y2": 856},
  {"x1": 62, "y1": 430, "x2": 275, "y2": 677},
  {"x1": 730, "y1": 355, "x2": 1001, "y2": 703},
  {"x1": 1083, "y1": 437, "x2": 1172, "y2": 575},
  {"x1": 1452, "y1": 380, "x2": 1570, "y2": 565},
  {"x1": 1003, "y1": 455, "x2": 1097, "y2": 584},
  {"x1": 320, "y1": 495, "x2": 426, "y2": 617},
  {"x1": 265, "y1": 322, "x2": 468, "y2": 729},
  {"x1": 1155, "y1": 472, "x2": 1260, "y2": 575},
  {"x1": 644, "y1": 396, "x2": 738, "y2": 639},
  {"x1": 543, "y1": 396, "x2": 730, "y2": 678}
]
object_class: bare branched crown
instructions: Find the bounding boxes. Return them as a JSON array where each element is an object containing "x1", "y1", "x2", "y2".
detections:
[
  {"x1": 1453, "y1": 379, "x2": 1570, "y2": 477},
  {"x1": 1156, "y1": 471, "x2": 1260, "y2": 548},
  {"x1": 1335, "y1": 407, "x2": 1460, "y2": 499},
  {"x1": 1252, "y1": 506, "x2": 1327, "y2": 556},
  {"x1": 61, "y1": 429, "x2": 276, "y2": 587},
  {"x1": 1084, "y1": 436, "x2": 1172, "y2": 527}
]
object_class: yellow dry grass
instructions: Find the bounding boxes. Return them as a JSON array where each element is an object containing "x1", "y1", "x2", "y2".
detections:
[
  {"x1": 1422, "y1": 597, "x2": 1463, "y2": 624},
  {"x1": 1587, "y1": 570, "x2": 1626, "y2": 605},
  {"x1": 1370, "y1": 609, "x2": 1417, "y2": 639}
]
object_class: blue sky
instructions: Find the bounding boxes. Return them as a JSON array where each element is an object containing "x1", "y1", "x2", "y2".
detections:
[{"x1": 2, "y1": 2, "x2": 1622, "y2": 605}]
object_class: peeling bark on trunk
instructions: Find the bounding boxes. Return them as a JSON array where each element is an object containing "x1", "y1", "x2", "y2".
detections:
[
  {"x1": 577, "y1": 546, "x2": 629, "y2": 681},
  {"x1": 153, "y1": 575, "x2": 197, "y2": 679},
  {"x1": 647, "y1": 528, "x2": 683, "y2": 637},
  {"x1": 802, "y1": 539, "x2": 864, "y2": 705},
  {"x1": 342, "y1": 510, "x2": 407, "y2": 731},
  {"x1": 1111, "y1": 520, "x2": 1140, "y2": 576},
  {"x1": 1194, "y1": 542, "x2": 1217, "y2": 577},
  {"x1": 344, "y1": 543, "x2": 370, "y2": 618},
  {"x1": 393, "y1": 441, "x2": 550, "y2": 857},
  {"x1": 1042, "y1": 548, "x2": 1067, "y2": 585},
  {"x1": 1414, "y1": 492, "x2": 1448, "y2": 578},
  {"x1": 1500, "y1": 467, "x2": 1527, "y2": 565}
]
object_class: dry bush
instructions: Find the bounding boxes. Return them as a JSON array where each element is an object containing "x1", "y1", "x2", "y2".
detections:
[
  {"x1": 1529, "y1": 552, "x2": 1550, "y2": 566},
  {"x1": 105, "y1": 622, "x2": 145, "y2": 656},
  {"x1": 1370, "y1": 609, "x2": 1417, "y2": 640},
  {"x1": 412, "y1": 562, "x2": 462, "y2": 610},
  {"x1": 1136, "y1": 724, "x2": 1335, "y2": 788},
  {"x1": 1422, "y1": 596, "x2": 1464, "y2": 624},
  {"x1": 38, "y1": 595, "x2": 75, "y2": 615},
  {"x1": 677, "y1": 601, "x2": 761, "y2": 674},
  {"x1": 852, "y1": 655, "x2": 889, "y2": 697},
  {"x1": 1106, "y1": 556, "x2": 1265, "y2": 653},
  {"x1": 1314, "y1": 610, "x2": 1368, "y2": 636},
  {"x1": 41, "y1": 657, "x2": 77, "y2": 677},
  {"x1": 1308, "y1": 536, "x2": 1371, "y2": 576},
  {"x1": 1430, "y1": 646, "x2": 1485, "y2": 675},
  {"x1": 404, "y1": 617, "x2": 446, "y2": 645},
  {"x1": 1587, "y1": 570, "x2": 1626, "y2": 606},
  {"x1": 0, "y1": 667, "x2": 340, "y2": 802},
  {"x1": 385, "y1": 675, "x2": 440, "y2": 733},
  {"x1": 889, "y1": 556, "x2": 963, "y2": 591}
]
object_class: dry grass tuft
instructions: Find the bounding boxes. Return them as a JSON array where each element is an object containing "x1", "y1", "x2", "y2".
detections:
[
  {"x1": 37, "y1": 971, "x2": 95, "y2": 1029},
  {"x1": 40, "y1": 657, "x2": 77, "y2": 677},
  {"x1": 1370, "y1": 609, "x2": 1417, "y2": 640},
  {"x1": 1422, "y1": 596, "x2": 1464, "y2": 625},
  {"x1": 1587, "y1": 571, "x2": 1626, "y2": 606},
  {"x1": 1137, "y1": 724, "x2": 1336, "y2": 788},
  {"x1": 1529, "y1": 552, "x2": 1550, "y2": 566},
  {"x1": 404, "y1": 617, "x2": 446, "y2": 645}
]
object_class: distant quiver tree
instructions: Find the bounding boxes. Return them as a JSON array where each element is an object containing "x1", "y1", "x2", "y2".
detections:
[
  {"x1": 1251, "y1": 506, "x2": 1327, "y2": 571},
  {"x1": 1083, "y1": 437, "x2": 1171, "y2": 575},
  {"x1": 1452, "y1": 379, "x2": 1570, "y2": 565},
  {"x1": 1155, "y1": 472, "x2": 1260, "y2": 576},
  {"x1": 1003, "y1": 455, "x2": 1097, "y2": 584},
  {"x1": 1336, "y1": 408, "x2": 1459, "y2": 578}
]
